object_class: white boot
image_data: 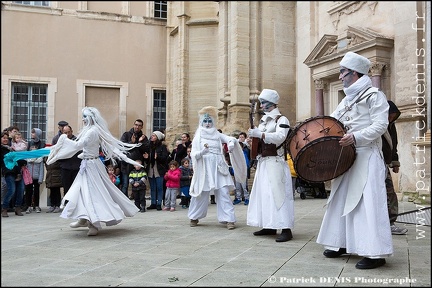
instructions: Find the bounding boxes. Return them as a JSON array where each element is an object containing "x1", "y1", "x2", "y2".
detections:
[
  {"x1": 69, "y1": 218, "x2": 88, "y2": 228},
  {"x1": 87, "y1": 222, "x2": 99, "y2": 236}
]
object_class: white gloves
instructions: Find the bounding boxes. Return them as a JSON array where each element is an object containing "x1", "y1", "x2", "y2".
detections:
[
  {"x1": 248, "y1": 128, "x2": 262, "y2": 139},
  {"x1": 227, "y1": 141, "x2": 235, "y2": 152},
  {"x1": 196, "y1": 146, "x2": 209, "y2": 159}
]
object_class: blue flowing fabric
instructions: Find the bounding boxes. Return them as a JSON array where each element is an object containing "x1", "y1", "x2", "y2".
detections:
[{"x1": 3, "y1": 147, "x2": 52, "y2": 170}]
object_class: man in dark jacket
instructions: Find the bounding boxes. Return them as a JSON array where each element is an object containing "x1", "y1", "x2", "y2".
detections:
[
  {"x1": 58, "y1": 125, "x2": 82, "y2": 196},
  {"x1": 46, "y1": 120, "x2": 68, "y2": 213},
  {"x1": 119, "y1": 119, "x2": 150, "y2": 197},
  {"x1": 384, "y1": 100, "x2": 407, "y2": 235},
  {"x1": 52, "y1": 121, "x2": 68, "y2": 145}
]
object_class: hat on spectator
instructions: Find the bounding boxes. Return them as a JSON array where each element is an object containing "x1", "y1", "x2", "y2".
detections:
[
  {"x1": 339, "y1": 51, "x2": 371, "y2": 75},
  {"x1": 152, "y1": 131, "x2": 165, "y2": 141},
  {"x1": 58, "y1": 120, "x2": 69, "y2": 127},
  {"x1": 258, "y1": 89, "x2": 280, "y2": 105}
]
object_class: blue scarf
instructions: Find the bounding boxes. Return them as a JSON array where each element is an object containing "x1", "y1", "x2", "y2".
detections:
[{"x1": 4, "y1": 148, "x2": 51, "y2": 170}]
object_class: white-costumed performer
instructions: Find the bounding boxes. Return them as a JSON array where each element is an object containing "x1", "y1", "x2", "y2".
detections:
[
  {"x1": 46, "y1": 107, "x2": 142, "y2": 236},
  {"x1": 247, "y1": 89, "x2": 295, "y2": 242},
  {"x1": 316, "y1": 52, "x2": 392, "y2": 269},
  {"x1": 188, "y1": 106, "x2": 246, "y2": 230}
]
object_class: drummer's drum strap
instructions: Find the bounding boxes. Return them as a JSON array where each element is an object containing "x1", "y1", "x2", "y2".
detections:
[
  {"x1": 352, "y1": 87, "x2": 375, "y2": 108},
  {"x1": 338, "y1": 87, "x2": 375, "y2": 121},
  {"x1": 274, "y1": 115, "x2": 288, "y2": 160}
]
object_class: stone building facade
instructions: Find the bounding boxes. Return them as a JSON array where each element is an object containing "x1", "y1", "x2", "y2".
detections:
[
  {"x1": 165, "y1": 1, "x2": 430, "y2": 202},
  {"x1": 1, "y1": 1, "x2": 167, "y2": 139},
  {"x1": 1, "y1": 1, "x2": 430, "y2": 201}
]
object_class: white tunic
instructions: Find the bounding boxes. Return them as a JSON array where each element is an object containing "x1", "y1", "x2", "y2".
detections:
[
  {"x1": 316, "y1": 88, "x2": 393, "y2": 258},
  {"x1": 247, "y1": 108, "x2": 295, "y2": 229}
]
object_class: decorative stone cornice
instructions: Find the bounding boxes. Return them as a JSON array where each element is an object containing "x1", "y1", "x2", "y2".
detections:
[
  {"x1": 2, "y1": 1, "x2": 167, "y2": 25},
  {"x1": 186, "y1": 19, "x2": 218, "y2": 26},
  {"x1": 304, "y1": 26, "x2": 394, "y2": 72},
  {"x1": 327, "y1": 1, "x2": 378, "y2": 30},
  {"x1": 304, "y1": 35, "x2": 338, "y2": 64},
  {"x1": 327, "y1": 2, "x2": 367, "y2": 16}
]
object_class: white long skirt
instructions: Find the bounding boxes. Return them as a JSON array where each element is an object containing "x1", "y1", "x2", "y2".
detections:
[
  {"x1": 60, "y1": 159, "x2": 139, "y2": 229},
  {"x1": 247, "y1": 156, "x2": 294, "y2": 229},
  {"x1": 316, "y1": 152, "x2": 393, "y2": 258}
]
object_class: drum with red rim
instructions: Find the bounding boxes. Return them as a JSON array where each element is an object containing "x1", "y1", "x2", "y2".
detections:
[{"x1": 287, "y1": 116, "x2": 356, "y2": 183}]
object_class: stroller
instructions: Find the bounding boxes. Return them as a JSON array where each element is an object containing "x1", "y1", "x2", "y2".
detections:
[
  {"x1": 295, "y1": 178, "x2": 327, "y2": 200},
  {"x1": 287, "y1": 153, "x2": 327, "y2": 200}
]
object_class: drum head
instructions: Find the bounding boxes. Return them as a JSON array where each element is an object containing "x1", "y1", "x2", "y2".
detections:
[{"x1": 294, "y1": 137, "x2": 356, "y2": 183}]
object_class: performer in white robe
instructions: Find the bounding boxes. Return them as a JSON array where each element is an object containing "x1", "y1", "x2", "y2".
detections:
[
  {"x1": 46, "y1": 107, "x2": 141, "y2": 236},
  {"x1": 247, "y1": 89, "x2": 294, "y2": 242},
  {"x1": 316, "y1": 51, "x2": 393, "y2": 269},
  {"x1": 188, "y1": 106, "x2": 246, "y2": 230}
]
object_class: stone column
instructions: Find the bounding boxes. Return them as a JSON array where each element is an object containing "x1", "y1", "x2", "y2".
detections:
[
  {"x1": 225, "y1": 2, "x2": 252, "y2": 132},
  {"x1": 314, "y1": 79, "x2": 325, "y2": 116},
  {"x1": 228, "y1": 1, "x2": 250, "y2": 105},
  {"x1": 370, "y1": 62, "x2": 386, "y2": 89}
]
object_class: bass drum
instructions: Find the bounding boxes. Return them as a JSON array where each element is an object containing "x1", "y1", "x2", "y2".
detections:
[{"x1": 287, "y1": 116, "x2": 356, "y2": 183}]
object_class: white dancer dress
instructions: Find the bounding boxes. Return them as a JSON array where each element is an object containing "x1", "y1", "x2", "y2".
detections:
[{"x1": 47, "y1": 127, "x2": 139, "y2": 229}]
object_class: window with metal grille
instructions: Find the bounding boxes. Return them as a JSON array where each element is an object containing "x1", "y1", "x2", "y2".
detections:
[
  {"x1": 154, "y1": 1, "x2": 167, "y2": 19},
  {"x1": 12, "y1": 1, "x2": 50, "y2": 6},
  {"x1": 11, "y1": 83, "x2": 48, "y2": 145},
  {"x1": 153, "y1": 89, "x2": 166, "y2": 133}
]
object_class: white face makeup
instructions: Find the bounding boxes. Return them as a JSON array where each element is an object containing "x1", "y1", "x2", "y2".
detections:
[
  {"x1": 201, "y1": 114, "x2": 214, "y2": 129},
  {"x1": 82, "y1": 114, "x2": 89, "y2": 126},
  {"x1": 260, "y1": 100, "x2": 274, "y2": 113},
  {"x1": 339, "y1": 67, "x2": 355, "y2": 88},
  {"x1": 82, "y1": 109, "x2": 93, "y2": 126}
]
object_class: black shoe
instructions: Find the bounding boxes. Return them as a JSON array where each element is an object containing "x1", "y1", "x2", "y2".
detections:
[
  {"x1": 253, "y1": 228, "x2": 277, "y2": 236},
  {"x1": 210, "y1": 195, "x2": 216, "y2": 204},
  {"x1": 275, "y1": 229, "x2": 293, "y2": 242},
  {"x1": 355, "y1": 257, "x2": 386, "y2": 269},
  {"x1": 323, "y1": 248, "x2": 347, "y2": 258},
  {"x1": 147, "y1": 204, "x2": 157, "y2": 210},
  {"x1": 156, "y1": 205, "x2": 162, "y2": 211}
]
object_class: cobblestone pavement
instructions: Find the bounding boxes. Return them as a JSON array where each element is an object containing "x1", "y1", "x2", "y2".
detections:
[{"x1": 1, "y1": 194, "x2": 430, "y2": 287}]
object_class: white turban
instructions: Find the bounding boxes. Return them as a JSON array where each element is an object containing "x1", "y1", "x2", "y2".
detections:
[
  {"x1": 339, "y1": 51, "x2": 371, "y2": 75},
  {"x1": 258, "y1": 89, "x2": 280, "y2": 104}
]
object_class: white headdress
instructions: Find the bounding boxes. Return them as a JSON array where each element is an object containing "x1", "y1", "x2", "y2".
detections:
[
  {"x1": 258, "y1": 89, "x2": 280, "y2": 104},
  {"x1": 198, "y1": 106, "x2": 218, "y2": 126},
  {"x1": 340, "y1": 51, "x2": 371, "y2": 75},
  {"x1": 77, "y1": 107, "x2": 141, "y2": 164}
]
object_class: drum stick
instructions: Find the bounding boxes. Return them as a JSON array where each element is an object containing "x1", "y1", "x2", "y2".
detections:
[{"x1": 333, "y1": 146, "x2": 344, "y2": 179}]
